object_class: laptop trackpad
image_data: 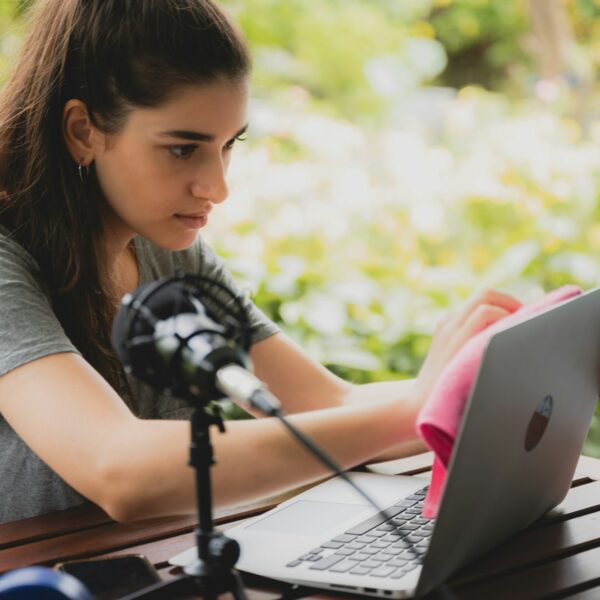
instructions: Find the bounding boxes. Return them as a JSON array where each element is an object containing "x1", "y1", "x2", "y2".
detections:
[{"x1": 247, "y1": 500, "x2": 367, "y2": 536}]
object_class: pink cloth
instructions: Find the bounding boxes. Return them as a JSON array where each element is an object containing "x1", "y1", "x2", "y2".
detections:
[{"x1": 416, "y1": 285, "x2": 582, "y2": 518}]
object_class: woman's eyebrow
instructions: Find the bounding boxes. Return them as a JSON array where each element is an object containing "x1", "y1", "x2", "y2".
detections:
[{"x1": 158, "y1": 124, "x2": 248, "y2": 142}]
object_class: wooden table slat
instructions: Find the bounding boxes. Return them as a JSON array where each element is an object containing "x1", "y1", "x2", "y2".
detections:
[
  {"x1": 452, "y1": 509, "x2": 600, "y2": 585},
  {"x1": 0, "y1": 515, "x2": 199, "y2": 573},
  {"x1": 424, "y1": 545, "x2": 600, "y2": 600},
  {"x1": 559, "y1": 587, "x2": 600, "y2": 600},
  {"x1": 0, "y1": 504, "x2": 111, "y2": 550},
  {"x1": 537, "y1": 480, "x2": 600, "y2": 524},
  {"x1": 96, "y1": 531, "x2": 198, "y2": 567},
  {"x1": 575, "y1": 455, "x2": 600, "y2": 481},
  {"x1": 365, "y1": 452, "x2": 434, "y2": 476},
  {"x1": 368, "y1": 452, "x2": 600, "y2": 481}
]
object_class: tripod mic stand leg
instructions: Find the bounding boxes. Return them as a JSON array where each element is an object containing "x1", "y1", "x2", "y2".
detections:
[{"x1": 230, "y1": 569, "x2": 246, "y2": 600}]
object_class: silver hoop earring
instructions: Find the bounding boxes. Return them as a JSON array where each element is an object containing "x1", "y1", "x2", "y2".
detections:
[{"x1": 78, "y1": 158, "x2": 90, "y2": 184}]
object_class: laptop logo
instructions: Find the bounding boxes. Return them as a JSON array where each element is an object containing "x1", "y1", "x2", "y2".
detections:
[{"x1": 525, "y1": 395, "x2": 553, "y2": 451}]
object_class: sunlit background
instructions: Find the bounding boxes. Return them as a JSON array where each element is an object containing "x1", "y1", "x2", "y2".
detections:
[{"x1": 2, "y1": 0, "x2": 600, "y2": 453}]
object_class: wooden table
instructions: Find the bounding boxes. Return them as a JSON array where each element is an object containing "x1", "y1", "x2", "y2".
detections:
[{"x1": 2, "y1": 452, "x2": 600, "y2": 599}]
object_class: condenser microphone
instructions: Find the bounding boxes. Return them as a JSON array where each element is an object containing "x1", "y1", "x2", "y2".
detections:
[{"x1": 111, "y1": 271, "x2": 279, "y2": 412}]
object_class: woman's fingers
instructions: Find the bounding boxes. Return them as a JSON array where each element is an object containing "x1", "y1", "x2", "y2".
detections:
[
  {"x1": 415, "y1": 290, "x2": 521, "y2": 404},
  {"x1": 458, "y1": 304, "x2": 512, "y2": 343},
  {"x1": 455, "y1": 289, "x2": 521, "y2": 327},
  {"x1": 430, "y1": 304, "x2": 512, "y2": 368}
]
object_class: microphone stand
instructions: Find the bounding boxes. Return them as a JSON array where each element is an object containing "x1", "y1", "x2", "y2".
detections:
[
  {"x1": 185, "y1": 405, "x2": 246, "y2": 597},
  {"x1": 112, "y1": 273, "x2": 255, "y2": 600},
  {"x1": 120, "y1": 402, "x2": 245, "y2": 600}
]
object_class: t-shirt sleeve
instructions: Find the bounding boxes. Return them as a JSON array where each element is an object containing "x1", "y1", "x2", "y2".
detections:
[
  {"x1": 0, "y1": 237, "x2": 78, "y2": 377},
  {"x1": 192, "y1": 236, "x2": 280, "y2": 346}
]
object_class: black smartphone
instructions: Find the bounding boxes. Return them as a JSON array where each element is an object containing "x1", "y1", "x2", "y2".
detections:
[{"x1": 55, "y1": 554, "x2": 162, "y2": 599}]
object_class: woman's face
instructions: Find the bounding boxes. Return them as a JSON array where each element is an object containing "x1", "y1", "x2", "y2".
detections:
[{"x1": 92, "y1": 78, "x2": 249, "y2": 252}]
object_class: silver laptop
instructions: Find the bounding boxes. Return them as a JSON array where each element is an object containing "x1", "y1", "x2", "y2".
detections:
[{"x1": 170, "y1": 287, "x2": 600, "y2": 598}]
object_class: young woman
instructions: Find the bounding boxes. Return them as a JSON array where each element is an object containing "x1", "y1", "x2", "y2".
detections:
[{"x1": 0, "y1": 0, "x2": 520, "y2": 524}]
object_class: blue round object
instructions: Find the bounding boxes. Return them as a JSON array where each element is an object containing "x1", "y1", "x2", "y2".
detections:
[{"x1": 0, "y1": 567, "x2": 93, "y2": 599}]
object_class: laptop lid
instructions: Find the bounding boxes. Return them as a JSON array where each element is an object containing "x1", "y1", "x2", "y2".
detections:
[{"x1": 417, "y1": 286, "x2": 600, "y2": 595}]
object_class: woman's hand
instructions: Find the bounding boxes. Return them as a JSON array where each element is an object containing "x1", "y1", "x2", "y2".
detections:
[{"x1": 413, "y1": 289, "x2": 522, "y2": 407}]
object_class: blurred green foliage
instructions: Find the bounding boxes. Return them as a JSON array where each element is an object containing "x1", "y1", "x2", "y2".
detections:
[
  {"x1": 3, "y1": 1, "x2": 600, "y2": 453},
  {"x1": 219, "y1": 0, "x2": 600, "y2": 449},
  {"x1": 430, "y1": 1, "x2": 531, "y2": 90}
]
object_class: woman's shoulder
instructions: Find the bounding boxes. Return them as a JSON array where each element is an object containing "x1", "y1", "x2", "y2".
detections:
[
  {"x1": 0, "y1": 224, "x2": 78, "y2": 378},
  {"x1": 0, "y1": 224, "x2": 41, "y2": 279}
]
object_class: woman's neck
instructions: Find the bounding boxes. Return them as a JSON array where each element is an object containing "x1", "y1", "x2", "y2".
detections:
[
  {"x1": 102, "y1": 224, "x2": 139, "y2": 303},
  {"x1": 101, "y1": 210, "x2": 140, "y2": 301},
  {"x1": 110, "y1": 241, "x2": 139, "y2": 302}
]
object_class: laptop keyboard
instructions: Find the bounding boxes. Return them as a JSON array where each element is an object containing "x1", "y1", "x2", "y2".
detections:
[{"x1": 286, "y1": 486, "x2": 432, "y2": 580}]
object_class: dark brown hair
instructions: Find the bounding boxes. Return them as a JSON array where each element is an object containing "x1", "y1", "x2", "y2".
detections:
[{"x1": 0, "y1": 0, "x2": 250, "y2": 401}]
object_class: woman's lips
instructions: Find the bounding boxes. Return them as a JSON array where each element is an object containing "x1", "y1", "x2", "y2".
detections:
[{"x1": 174, "y1": 213, "x2": 209, "y2": 229}]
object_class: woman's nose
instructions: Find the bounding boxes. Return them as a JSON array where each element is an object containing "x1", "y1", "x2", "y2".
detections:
[{"x1": 190, "y1": 157, "x2": 229, "y2": 204}]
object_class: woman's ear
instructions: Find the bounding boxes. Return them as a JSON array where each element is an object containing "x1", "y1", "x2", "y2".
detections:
[{"x1": 62, "y1": 99, "x2": 98, "y2": 166}]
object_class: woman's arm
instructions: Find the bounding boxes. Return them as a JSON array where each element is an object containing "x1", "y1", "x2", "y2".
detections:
[
  {"x1": 0, "y1": 352, "x2": 420, "y2": 522},
  {"x1": 252, "y1": 289, "x2": 521, "y2": 414},
  {"x1": 0, "y1": 290, "x2": 519, "y2": 522},
  {"x1": 250, "y1": 288, "x2": 522, "y2": 461}
]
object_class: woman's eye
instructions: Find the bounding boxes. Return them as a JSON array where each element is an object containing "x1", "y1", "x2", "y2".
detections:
[
  {"x1": 224, "y1": 135, "x2": 247, "y2": 151},
  {"x1": 169, "y1": 145, "x2": 197, "y2": 159}
]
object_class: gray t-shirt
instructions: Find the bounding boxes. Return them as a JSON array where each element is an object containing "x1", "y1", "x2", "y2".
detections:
[{"x1": 0, "y1": 230, "x2": 279, "y2": 523}]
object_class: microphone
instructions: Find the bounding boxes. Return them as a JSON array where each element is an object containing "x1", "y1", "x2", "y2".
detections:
[{"x1": 112, "y1": 271, "x2": 262, "y2": 406}]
